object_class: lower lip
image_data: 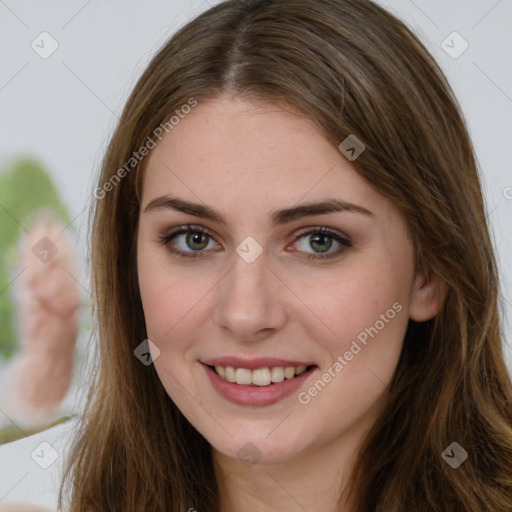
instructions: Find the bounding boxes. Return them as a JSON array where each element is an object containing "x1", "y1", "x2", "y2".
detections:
[{"x1": 202, "y1": 363, "x2": 316, "y2": 406}]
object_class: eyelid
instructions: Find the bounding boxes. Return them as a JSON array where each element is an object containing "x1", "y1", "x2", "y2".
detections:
[
  {"x1": 157, "y1": 224, "x2": 220, "y2": 258},
  {"x1": 288, "y1": 226, "x2": 352, "y2": 260},
  {"x1": 158, "y1": 224, "x2": 352, "y2": 259},
  {"x1": 293, "y1": 225, "x2": 351, "y2": 244}
]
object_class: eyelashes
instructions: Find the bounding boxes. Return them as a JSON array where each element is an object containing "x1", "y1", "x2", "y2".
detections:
[
  {"x1": 157, "y1": 224, "x2": 352, "y2": 261},
  {"x1": 157, "y1": 225, "x2": 220, "y2": 259}
]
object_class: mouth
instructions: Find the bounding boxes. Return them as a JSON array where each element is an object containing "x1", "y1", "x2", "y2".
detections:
[
  {"x1": 208, "y1": 364, "x2": 316, "y2": 387},
  {"x1": 201, "y1": 359, "x2": 318, "y2": 406}
]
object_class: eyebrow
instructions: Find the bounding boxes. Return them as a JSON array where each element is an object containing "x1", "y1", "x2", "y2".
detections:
[{"x1": 142, "y1": 195, "x2": 374, "y2": 226}]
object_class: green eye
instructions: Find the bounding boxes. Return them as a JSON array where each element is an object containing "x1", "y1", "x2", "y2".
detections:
[
  {"x1": 159, "y1": 225, "x2": 352, "y2": 261},
  {"x1": 293, "y1": 227, "x2": 351, "y2": 259},
  {"x1": 159, "y1": 225, "x2": 219, "y2": 258},
  {"x1": 185, "y1": 231, "x2": 210, "y2": 251},
  {"x1": 308, "y1": 233, "x2": 333, "y2": 253}
]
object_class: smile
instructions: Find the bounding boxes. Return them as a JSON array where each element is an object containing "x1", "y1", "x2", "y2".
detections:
[
  {"x1": 212, "y1": 365, "x2": 309, "y2": 386},
  {"x1": 201, "y1": 358, "x2": 317, "y2": 406}
]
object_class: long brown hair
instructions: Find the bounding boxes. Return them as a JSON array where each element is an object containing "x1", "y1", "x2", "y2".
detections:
[{"x1": 59, "y1": 0, "x2": 512, "y2": 510}]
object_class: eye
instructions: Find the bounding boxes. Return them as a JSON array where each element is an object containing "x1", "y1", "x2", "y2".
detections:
[
  {"x1": 158, "y1": 225, "x2": 352, "y2": 261},
  {"x1": 290, "y1": 227, "x2": 352, "y2": 259},
  {"x1": 158, "y1": 225, "x2": 220, "y2": 259}
]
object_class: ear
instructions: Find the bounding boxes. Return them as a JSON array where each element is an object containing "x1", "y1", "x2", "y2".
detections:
[{"x1": 409, "y1": 268, "x2": 448, "y2": 322}]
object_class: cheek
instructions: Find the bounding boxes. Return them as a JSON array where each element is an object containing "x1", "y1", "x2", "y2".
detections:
[
  {"x1": 137, "y1": 258, "x2": 201, "y2": 402},
  {"x1": 136, "y1": 247, "x2": 219, "y2": 404},
  {"x1": 295, "y1": 271, "x2": 409, "y2": 426},
  {"x1": 137, "y1": 242, "x2": 204, "y2": 343},
  {"x1": 300, "y1": 252, "x2": 412, "y2": 369}
]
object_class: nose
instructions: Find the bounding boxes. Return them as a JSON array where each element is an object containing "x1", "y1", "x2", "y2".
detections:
[{"x1": 213, "y1": 249, "x2": 287, "y2": 343}]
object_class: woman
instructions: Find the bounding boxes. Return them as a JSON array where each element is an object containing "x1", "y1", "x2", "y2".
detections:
[{"x1": 59, "y1": 0, "x2": 512, "y2": 510}]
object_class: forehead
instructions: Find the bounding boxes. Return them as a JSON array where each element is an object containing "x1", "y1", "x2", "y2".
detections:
[{"x1": 140, "y1": 96, "x2": 384, "y2": 218}]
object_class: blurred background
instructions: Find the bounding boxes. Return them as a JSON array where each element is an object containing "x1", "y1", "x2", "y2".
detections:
[{"x1": 0, "y1": 0, "x2": 510, "y2": 503}]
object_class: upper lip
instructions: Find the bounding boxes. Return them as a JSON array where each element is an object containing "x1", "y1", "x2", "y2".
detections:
[{"x1": 201, "y1": 357, "x2": 315, "y2": 370}]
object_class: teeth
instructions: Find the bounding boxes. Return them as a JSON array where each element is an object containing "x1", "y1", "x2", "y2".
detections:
[
  {"x1": 225, "y1": 366, "x2": 236, "y2": 383},
  {"x1": 235, "y1": 368, "x2": 252, "y2": 385},
  {"x1": 270, "y1": 367, "x2": 284, "y2": 383},
  {"x1": 213, "y1": 364, "x2": 309, "y2": 386},
  {"x1": 252, "y1": 368, "x2": 271, "y2": 386},
  {"x1": 284, "y1": 366, "x2": 295, "y2": 379}
]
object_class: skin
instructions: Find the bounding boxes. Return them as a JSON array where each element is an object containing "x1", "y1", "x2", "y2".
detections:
[{"x1": 136, "y1": 95, "x2": 446, "y2": 512}]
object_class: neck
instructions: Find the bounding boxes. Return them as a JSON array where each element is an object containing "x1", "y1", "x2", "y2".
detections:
[{"x1": 212, "y1": 422, "x2": 368, "y2": 512}]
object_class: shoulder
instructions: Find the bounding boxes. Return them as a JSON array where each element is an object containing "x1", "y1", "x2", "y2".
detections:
[{"x1": 0, "y1": 417, "x2": 79, "y2": 512}]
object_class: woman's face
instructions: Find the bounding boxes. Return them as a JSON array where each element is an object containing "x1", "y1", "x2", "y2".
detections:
[{"x1": 136, "y1": 95, "x2": 438, "y2": 466}]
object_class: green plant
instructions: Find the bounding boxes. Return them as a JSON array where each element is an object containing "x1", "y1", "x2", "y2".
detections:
[{"x1": 0, "y1": 159, "x2": 70, "y2": 359}]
